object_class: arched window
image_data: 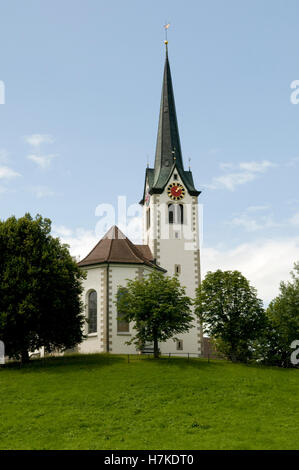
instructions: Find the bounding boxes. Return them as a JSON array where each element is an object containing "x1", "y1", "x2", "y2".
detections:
[
  {"x1": 88, "y1": 290, "x2": 97, "y2": 334},
  {"x1": 117, "y1": 288, "x2": 130, "y2": 333},
  {"x1": 168, "y1": 204, "x2": 184, "y2": 225}
]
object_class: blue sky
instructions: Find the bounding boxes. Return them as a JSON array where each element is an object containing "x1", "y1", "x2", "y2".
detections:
[{"x1": 0, "y1": 0, "x2": 299, "y2": 303}]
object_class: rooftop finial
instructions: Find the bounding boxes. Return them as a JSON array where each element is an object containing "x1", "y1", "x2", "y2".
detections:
[{"x1": 164, "y1": 23, "x2": 170, "y2": 50}]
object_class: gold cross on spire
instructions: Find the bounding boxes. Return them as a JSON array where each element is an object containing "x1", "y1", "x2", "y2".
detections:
[{"x1": 164, "y1": 22, "x2": 170, "y2": 46}]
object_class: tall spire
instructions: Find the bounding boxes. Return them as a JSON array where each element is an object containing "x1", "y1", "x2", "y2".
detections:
[
  {"x1": 140, "y1": 40, "x2": 200, "y2": 204},
  {"x1": 154, "y1": 43, "x2": 184, "y2": 183}
]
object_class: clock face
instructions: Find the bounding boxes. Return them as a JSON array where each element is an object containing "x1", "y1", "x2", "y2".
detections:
[{"x1": 167, "y1": 182, "x2": 185, "y2": 200}]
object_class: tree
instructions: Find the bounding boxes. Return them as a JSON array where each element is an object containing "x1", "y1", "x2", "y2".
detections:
[
  {"x1": 195, "y1": 270, "x2": 266, "y2": 362},
  {"x1": 116, "y1": 271, "x2": 193, "y2": 358},
  {"x1": 0, "y1": 214, "x2": 86, "y2": 363},
  {"x1": 259, "y1": 262, "x2": 299, "y2": 367}
]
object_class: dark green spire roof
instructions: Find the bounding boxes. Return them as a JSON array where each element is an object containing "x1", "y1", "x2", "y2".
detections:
[
  {"x1": 154, "y1": 46, "x2": 184, "y2": 182},
  {"x1": 140, "y1": 46, "x2": 200, "y2": 204}
]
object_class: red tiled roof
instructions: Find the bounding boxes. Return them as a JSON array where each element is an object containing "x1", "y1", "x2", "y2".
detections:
[
  {"x1": 78, "y1": 226, "x2": 165, "y2": 271},
  {"x1": 134, "y1": 244, "x2": 154, "y2": 261}
]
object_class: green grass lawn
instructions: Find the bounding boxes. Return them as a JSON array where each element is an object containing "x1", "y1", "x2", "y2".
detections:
[{"x1": 0, "y1": 354, "x2": 298, "y2": 450}]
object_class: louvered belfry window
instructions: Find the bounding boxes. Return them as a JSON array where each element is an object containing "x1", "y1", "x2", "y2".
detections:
[
  {"x1": 168, "y1": 204, "x2": 184, "y2": 224},
  {"x1": 88, "y1": 291, "x2": 97, "y2": 334},
  {"x1": 168, "y1": 204, "x2": 174, "y2": 224}
]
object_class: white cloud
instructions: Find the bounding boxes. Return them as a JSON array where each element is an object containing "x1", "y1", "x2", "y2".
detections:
[
  {"x1": 0, "y1": 166, "x2": 20, "y2": 179},
  {"x1": 290, "y1": 212, "x2": 299, "y2": 226},
  {"x1": 52, "y1": 225, "x2": 73, "y2": 237},
  {"x1": 25, "y1": 135, "x2": 57, "y2": 169},
  {"x1": 27, "y1": 154, "x2": 57, "y2": 169},
  {"x1": 202, "y1": 237, "x2": 299, "y2": 305},
  {"x1": 52, "y1": 226, "x2": 99, "y2": 261},
  {"x1": 211, "y1": 171, "x2": 256, "y2": 190},
  {"x1": 25, "y1": 134, "x2": 54, "y2": 147},
  {"x1": 206, "y1": 160, "x2": 277, "y2": 191},
  {"x1": 239, "y1": 161, "x2": 276, "y2": 172},
  {"x1": 30, "y1": 186, "x2": 56, "y2": 198},
  {"x1": 230, "y1": 215, "x2": 262, "y2": 232},
  {"x1": 230, "y1": 214, "x2": 280, "y2": 232},
  {"x1": 52, "y1": 218, "x2": 143, "y2": 262},
  {"x1": 227, "y1": 205, "x2": 299, "y2": 232}
]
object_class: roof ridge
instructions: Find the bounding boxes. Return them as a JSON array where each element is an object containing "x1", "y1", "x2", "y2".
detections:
[
  {"x1": 77, "y1": 226, "x2": 166, "y2": 272},
  {"x1": 122, "y1": 234, "x2": 149, "y2": 264}
]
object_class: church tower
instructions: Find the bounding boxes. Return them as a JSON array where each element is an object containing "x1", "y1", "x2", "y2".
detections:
[{"x1": 140, "y1": 43, "x2": 202, "y2": 355}]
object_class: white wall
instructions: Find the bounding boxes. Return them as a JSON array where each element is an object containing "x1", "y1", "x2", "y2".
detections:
[
  {"x1": 108, "y1": 265, "x2": 152, "y2": 354},
  {"x1": 143, "y1": 166, "x2": 202, "y2": 355},
  {"x1": 79, "y1": 167, "x2": 202, "y2": 358},
  {"x1": 79, "y1": 263, "x2": 154, "y2": 355},
  {"x1": 79, "y1": 265, "x2": 105, "y2": 354}
]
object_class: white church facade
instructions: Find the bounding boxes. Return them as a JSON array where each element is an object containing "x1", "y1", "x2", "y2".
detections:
[{"x1": 78, "y1": 44, "x2": 203, "y2": 356}]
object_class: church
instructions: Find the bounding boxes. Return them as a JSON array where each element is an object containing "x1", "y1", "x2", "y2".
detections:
[{"x1": 77, "y1": 42, "x2": 203, "y2": 356}]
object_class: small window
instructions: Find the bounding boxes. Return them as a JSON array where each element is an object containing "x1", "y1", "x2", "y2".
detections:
[
  {"x1": 175, "y1": 264, "x2": 181, "y2": 275},
  {"x1": 177, "y1": 340, "x2": 183, "y2": 351},
  {"x1": 88, "y1": 291, "x2": 97, "y2": 334},
  {"x1": 146, "y1": 208, "x2": 150, "y2": 230},
  {"x1": 174, "y1": 174, "x2": 178, "y2": 180}
]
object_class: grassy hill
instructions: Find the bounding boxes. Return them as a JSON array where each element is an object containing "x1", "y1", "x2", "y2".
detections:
[{"x1": 0, "y1": 354, "x2": 298, "y2": 450}]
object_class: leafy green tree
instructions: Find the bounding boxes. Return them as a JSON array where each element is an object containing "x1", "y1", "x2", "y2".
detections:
[
  {"x1": 116, "y1": 271, "x2": 193, "y2": 358},
  {"x1": 195, "y1": 270, "x2": 266, "y2": 362},
  {"x1": 260, "y1": 262, "x2": 299, "y2": 367},
  {"x1": 0, "y1": 214, "x2": 86, "y2": 363}
]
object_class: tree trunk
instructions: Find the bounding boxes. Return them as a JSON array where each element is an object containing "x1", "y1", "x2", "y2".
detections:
[
  {"x1": 21, "y1": 349, "x2": 30, "y2": 364},
  {"x1": 230, "y1": 350, "x2": 237, "y2": 363},
  {"x1": 153, "y1": 334, "x2": 159, "y2": 359}
]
